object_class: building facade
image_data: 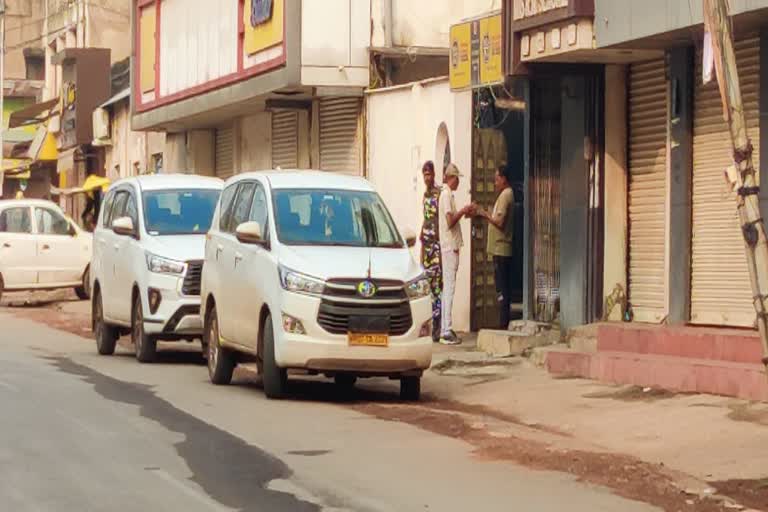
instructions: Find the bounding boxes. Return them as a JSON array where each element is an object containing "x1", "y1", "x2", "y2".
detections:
[{"x1": 131, "y1": 0, "x2": 369, "y2": 180}]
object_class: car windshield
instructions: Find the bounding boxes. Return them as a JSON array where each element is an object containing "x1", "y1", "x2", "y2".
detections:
[
  {"x1": 143, "y1": 189, "x2": 220, "y2": 236},
  {"x1": 272, "y1": 189, "x2": 404, "y2": 248}
]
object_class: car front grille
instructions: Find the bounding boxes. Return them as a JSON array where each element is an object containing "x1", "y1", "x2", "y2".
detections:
[
  {"x1": 317, "y1": 300, "x2": 413, "y2": 336},
  {"x1": 181, "y1": 261, "x2": 203, "y2": 296},
  {"x1": 323, "y1": 278, "x2": 407, "y2": 301}
]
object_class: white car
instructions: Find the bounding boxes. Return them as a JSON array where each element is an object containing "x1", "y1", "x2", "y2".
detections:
[
  {"x1": 201, "y1": 171, "x2": 433, "y2": 400},
  {"x1": 90, "y1": 174, "x2": 223, "y2": 362},
  {"x1": 0, "y1": 199, "x2": 92, "y2": 302}
]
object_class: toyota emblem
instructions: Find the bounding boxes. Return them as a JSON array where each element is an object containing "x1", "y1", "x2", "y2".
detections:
[{"x1": 357, "y1": 281, "x2": 378, "y2": 298}]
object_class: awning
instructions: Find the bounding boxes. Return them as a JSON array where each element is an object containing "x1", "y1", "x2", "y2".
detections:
[
  {"x1": 26, "y1": 125, "x2": 58, "y2": 161},
  {"x1": 8, "y1": 98, "x2": 59, "y2": 128},
  {"x1": 99, "y1": 88, "x2": 130, "y2": 109}
]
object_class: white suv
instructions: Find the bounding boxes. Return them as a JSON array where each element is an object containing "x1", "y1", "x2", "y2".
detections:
[
  {"x1": 201, "y1": 171, "x2": 433, "y2": 400},
  {"x1": 91, "y1": 174, "x2": 223, "y2": 362}
]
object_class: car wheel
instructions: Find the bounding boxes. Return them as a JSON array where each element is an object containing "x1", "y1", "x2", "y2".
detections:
[
  {"x1": 75, "y1": 267, "x2": 90, "y2": 300},
  {"x1": 93, "y1": 290, "x2": 118, "y2": 356},
  {"x1": 205, "y1": 305, "x2": 235, "y2": 385},
  {"x1": 132, "y1": 295, "x2": 157, "y2": 363},
  {"x1": 334, "y1": 374, "x2": 357, "y2": 390},
  {"x1": 400, "y1": 376, "x2": 421, "y2": 401},
  {"x1": 262, "y1": 314, "x2": 287, "y2": 399},
  {"x1": 0, "y1": 274, "x2": 4, "y2": 304}
]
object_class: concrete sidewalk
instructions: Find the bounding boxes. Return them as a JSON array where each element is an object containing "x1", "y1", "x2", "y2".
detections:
[{"x1": 426, "y1": 340, "x2": 768, "y2": 509}]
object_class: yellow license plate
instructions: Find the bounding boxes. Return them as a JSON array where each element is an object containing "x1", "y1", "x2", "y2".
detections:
[{"x1": 348, "y1": 333, "x2": 389, "y2": 347}]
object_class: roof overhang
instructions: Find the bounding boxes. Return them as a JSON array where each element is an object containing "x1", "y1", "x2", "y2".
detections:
[{"x1": 8, "y1": 98, "x2": 59, "y2": 128}]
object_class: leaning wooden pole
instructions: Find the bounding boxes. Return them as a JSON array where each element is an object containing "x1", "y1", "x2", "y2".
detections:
[{"x1": 704, "y1": 0, "x2": 768, "y2": 381}]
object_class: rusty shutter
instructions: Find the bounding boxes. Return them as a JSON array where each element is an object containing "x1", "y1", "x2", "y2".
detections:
[
  {"x1": 271, "y1": 110, "x2": 299, "y2": 170},
  {"x1": 691, "y1": 37, "x2": 760, "y2": 327},
  {"x1": 627, "y1": 59, "x2": 669, "y2": 323},
  {"x1": 319, "y1": 97, "x2": 363, "y2": 175},
  {"x1": 215, "y1": 125, "x2": 234, "y2": 180}
]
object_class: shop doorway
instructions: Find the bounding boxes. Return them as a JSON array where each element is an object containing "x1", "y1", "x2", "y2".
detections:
[{"x1": 470, "y1": 92, "x2": 525, "y2": 331}]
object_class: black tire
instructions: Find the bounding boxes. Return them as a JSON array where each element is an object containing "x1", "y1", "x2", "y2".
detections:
[
  {"x1": 262, "y1": 314, "x2": 287, "y2": 399},
  {"x1": 132, "y1": 295, "x2": 157, "y2": 363},
  {"x1": 0, "y1": 274, "x2": 4, "y2": 305},
  {"x1": 400, "y1": 376, "x2": 421, "y2": 401},
  {"x1": 75, "y1": 268, "x2": 90, "y2": 300},
  {"x1": 93, "y1": 290, "x2": 118, "y2": 356},
  {"x1": 334, "y1": 374, "x2": 357, "y2": 389},
  {"x1": 205, "y1": 305, "x2": 235, "y2": 385}
]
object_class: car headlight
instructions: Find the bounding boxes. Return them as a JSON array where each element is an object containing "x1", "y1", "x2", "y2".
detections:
[
  {"x1": 279, "y1": 266, "x2": 325, "y2": 296},
  {"x1": 406, "y1": 275, "x2": 431, "y2": 300},
  {"x1": 146, "y1": 253, "x2": 186, "y2": 275}
]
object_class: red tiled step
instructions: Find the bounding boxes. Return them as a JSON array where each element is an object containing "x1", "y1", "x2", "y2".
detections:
[
  {"x1": 598, "y1": 323, "x2": 764, "y2": 364},
  {"x1": 546, "y1": 349, "x2": 768, "y2": 402}
]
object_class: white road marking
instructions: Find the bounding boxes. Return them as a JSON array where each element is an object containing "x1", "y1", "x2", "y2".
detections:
[
  {"x1": 0, "y1": 379, "x2": 20, "y2": 392},
  {"x1": 148, "y1": 468, "x2": 233, "y2": 511}
]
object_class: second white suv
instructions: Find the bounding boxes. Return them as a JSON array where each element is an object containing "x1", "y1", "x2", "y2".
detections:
[
  {"x1": 91, "y1": 174, "x2": 223, "y2": 362},
  {"x1": 201, "y1": 171, "x2": 433, "y2": 400}
]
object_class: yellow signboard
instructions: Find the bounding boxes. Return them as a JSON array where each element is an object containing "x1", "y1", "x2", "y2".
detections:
[
  {"x1": 449, "y1": 22, "x2": 472, "y2": 90},
  {"x1": 244, "y1": 0, "x2": 284, "y2": 56},
  {"x1": 479, "y1": 15, "x2": 503, "y2": 86},
  {"x1": 450, "y1": 13, "x2": 504, "y2": 91}
]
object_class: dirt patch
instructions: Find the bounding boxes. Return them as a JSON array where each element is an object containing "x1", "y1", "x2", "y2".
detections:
[
  {"x1": 727, "y1": 402, "x2": 768, "y2": 427},
  {"x1": 7, "y1": 304, "x2": 93, "y2": 339},
  {"x1": 711, "y1": 478, "x2": 768, "y2": 511},
  {"x1": 352, "y1": 402, "x2": 740, "y2": 512},
  {"x1": 583, "y1": 385, "x2": 679, "y2": 403}
]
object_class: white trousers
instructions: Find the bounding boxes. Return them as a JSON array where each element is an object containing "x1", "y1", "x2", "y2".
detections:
[{"x1": 440, "y1": 248, "x2": 460, "y2": 336}]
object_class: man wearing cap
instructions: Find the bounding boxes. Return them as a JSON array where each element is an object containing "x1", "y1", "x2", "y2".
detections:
[{"x1": 438, "y1": 163, "x2": 475, "y2": 345}]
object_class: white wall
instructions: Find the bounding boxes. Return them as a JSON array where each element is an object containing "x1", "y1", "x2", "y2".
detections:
[
  {"x1": 159, "y1": 0, "x2": 238, "y2": 97},
  {"x1": 367, "y1": 79, "x2": 474, "y2": 332},
  {"x1": 371, "y1": 0, "x2": 502, "y2": 48},
  {"x1": 106, "y1": 101, "x2": 166, "y2": 181}
]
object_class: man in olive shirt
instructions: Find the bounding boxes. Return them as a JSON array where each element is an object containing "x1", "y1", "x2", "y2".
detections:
[{"x1": 478, "y1": 166, "x2": 515, "y2": 329}]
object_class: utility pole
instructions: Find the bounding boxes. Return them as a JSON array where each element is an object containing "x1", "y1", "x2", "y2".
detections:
[
  {"x1": 703, "y1": 0, "x2": 768, "y2": 380},
  {"x1": 0, "y1": 0, "x2": 5, "y2": 199}
]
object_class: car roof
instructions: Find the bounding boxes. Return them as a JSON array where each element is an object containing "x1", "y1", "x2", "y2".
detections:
[
  {"x1": 0, "y1": 198, "x2": 62, "y2": 209},
  {"x1": 113, "y1": 173, "x2": 224, "y2": 192},
  {"x1": 233, "y1": 170, "x2": 375, "y2": 192}
]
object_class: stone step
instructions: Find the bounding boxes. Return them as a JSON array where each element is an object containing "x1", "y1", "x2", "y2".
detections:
[
  {"x1": 598, "y1": 323, "x2": 764, "y2": 364},
  {"x1": 545, "y1": 349, "x2": 768, "y2": 401},
  {"x1": 478, "y1": 328, "x2": 559, "y2": 358}
]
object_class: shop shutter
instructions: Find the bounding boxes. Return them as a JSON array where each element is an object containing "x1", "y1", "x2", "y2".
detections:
[
  {"x1": 319, "y1": 97, "x2": 362, "y2": 175},
  {"x1": 691, "y1": 37, "x2": 760, "y2": 327},
  {"x1": 627, "y1": 59, "x2": 669, "y2": 323},
  {"x1": 215, "y1": 126, "x2": 234, "y2": 180},
  {"x1": 271, "y1": 110, "x2": 299, "y2": 170}
]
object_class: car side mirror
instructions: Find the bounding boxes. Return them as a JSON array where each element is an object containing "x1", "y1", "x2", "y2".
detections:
[
  {"x1": 236, "y1": 221, "x2": 265, "y2": 245},
  {"x1": 112, "y1": 216, "x2": 135, "y2": 237},
  {"x1": 402, "y1": 227, "x2": 417, "y2": 248}
]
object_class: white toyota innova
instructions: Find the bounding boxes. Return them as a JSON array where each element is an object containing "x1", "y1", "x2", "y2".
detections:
[
  {"x1": 201, "y1": 171, "x2": 433, "y2": 400},
  {"x1": 91, "y1": 174, "x2": 223, "y2": 362}
]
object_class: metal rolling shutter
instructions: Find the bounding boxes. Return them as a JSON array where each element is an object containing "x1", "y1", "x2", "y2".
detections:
[
  {"x1": 271, "y1": 110, "x2": 299, "y2": 170},
  {"x1": 319, "y1": 97, "x2": 362, "y2": 174},
  {"x1": 627, "y1": 59, "x2": 669, "y2": 323},
  {"x1": 691, "y1": 37, "x2": 760, "y2": 327},
  {"x1": 215, "y1": 126, "x2": 234, "y2": 180}
]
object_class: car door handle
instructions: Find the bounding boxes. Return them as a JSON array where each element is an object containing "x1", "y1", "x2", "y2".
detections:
[
  {"x1": 113, "y1": 244, "x2": 120, "y2": 250},
  {"x1": 234, "y1": 252, "x2": 243, "y2": 265},
  {"x1": 215, "y1": 244, "x2": 224, "y2": 260}
]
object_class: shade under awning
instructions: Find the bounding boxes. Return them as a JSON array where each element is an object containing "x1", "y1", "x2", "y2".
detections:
[{"x1": 8, "y1": 98, "x2": 59, "y2": 128}]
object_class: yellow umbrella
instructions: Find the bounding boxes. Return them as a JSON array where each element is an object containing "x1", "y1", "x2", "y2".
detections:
[{"x1": 82, "y1": 174, "x2": 111, "y2": 193}]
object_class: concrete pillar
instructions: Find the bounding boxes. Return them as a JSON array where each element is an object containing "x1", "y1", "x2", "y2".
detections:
[
  {"x1": 163, "y1": 132, "x2": 188, "y2": 173},
  {"x1": 603, "y1": 65, "x2": 628, "y2": 321},
  {"x1": 187, "y1": 129, "x2": 215, "y2": 176},
  {"x1": 667, "y1": 47, "x2": 694, "y2": 325}
]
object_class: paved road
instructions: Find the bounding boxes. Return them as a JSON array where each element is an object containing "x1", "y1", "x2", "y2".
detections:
[{"x1": 0, "y1": 311, "x2": 659, "y2": 512}]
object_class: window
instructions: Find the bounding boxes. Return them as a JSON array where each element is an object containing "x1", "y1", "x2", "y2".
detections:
[
  {"x1": 151, "y1": 153, "x2": 163, "y2": 174},
  {"x1": 218, "y1": 184, "x2": 238, "y2": 232},
  {"x1": 0, "y1": 207, "x2": 32, "y2": 234},
  {"x1": 101, "y1": 190, "x2": 116, "y2": 228},
  {"x1": 125, "y1": 194, "x2": 139, "y2": 228},
  {"x1": 35, "y1": 208, "x2": 71, "y2": 235},
  {"x1": 227, "y1": 182, "x2": 256, "y2": 234},
  {"x1": 272, "y1": 189, "x2": 403, "y2": 248},
  {"x1": 143, "y1": 189, "x2": 221, "y2": 236},
  {"x1": 108, "y1": 191, "x2": 129, "y2": 227},
  {"x1": 249, "y1": 184, "x2": 269, "y2": 240}
]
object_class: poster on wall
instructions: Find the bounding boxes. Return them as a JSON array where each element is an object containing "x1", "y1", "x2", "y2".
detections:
[
  {"x1": 244, "y1": 0, "x2": 284, "y2": 55},
  {"x1": 450, "y1": 12, "x2": 504, "y2": 91}
]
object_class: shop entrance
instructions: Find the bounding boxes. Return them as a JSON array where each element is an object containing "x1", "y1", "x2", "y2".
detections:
[{"x1": 470, "y1": 90, "x2": 525, "y2": 331}]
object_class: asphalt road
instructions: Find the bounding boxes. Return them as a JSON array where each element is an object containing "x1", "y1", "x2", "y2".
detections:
[{"x1": 0, "y1": 311, "x2": 660, "y2": 512}]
